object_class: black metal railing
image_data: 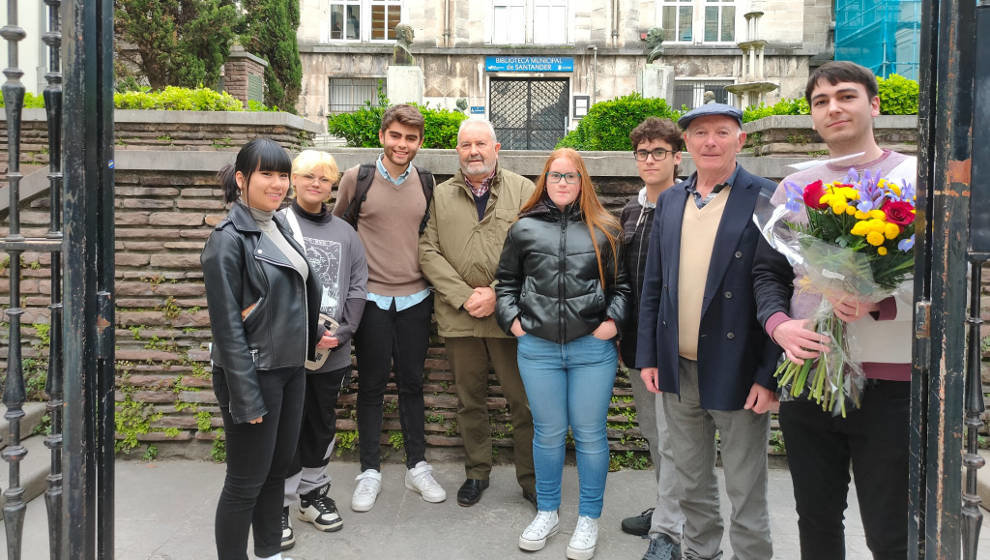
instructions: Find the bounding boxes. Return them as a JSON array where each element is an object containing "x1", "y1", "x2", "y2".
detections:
[{"x1": 1, "y1": 1, "x2": 114, "y2": 558}]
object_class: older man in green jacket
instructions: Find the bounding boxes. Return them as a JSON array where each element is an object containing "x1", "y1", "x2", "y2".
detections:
[{"x1": 419, "y1": 119, "x2": 536, "y2": 508}]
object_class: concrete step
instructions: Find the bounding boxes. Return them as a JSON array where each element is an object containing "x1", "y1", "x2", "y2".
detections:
[
  {"x1": 977, "y1": 450, "x2": 990, "y2": 511},
  {"x1": 0, "y1": 402, "x2": 54, "y2": 522}
]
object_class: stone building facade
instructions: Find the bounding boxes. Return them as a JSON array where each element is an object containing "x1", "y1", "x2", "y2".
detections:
[{"x1": 298, "y1": 0, "x2": 834, "y2": 146}]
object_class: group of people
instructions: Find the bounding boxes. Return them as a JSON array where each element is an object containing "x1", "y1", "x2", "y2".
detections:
[{"x1": 201, "y1": 60, "x2": 913, "y2": 560}]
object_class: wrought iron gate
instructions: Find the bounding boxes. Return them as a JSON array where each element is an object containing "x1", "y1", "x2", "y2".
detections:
[
  {"x1": 910, "y1": 0, "x2": 987, "y2": 558},
  {"x1": 489, "y1": 78, "x2": 569, "y2": 150},
  {"x1": 2, "y1": 1, "x2": 116, "y2": 558}
]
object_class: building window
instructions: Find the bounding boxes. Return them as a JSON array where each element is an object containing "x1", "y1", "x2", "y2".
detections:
[
  {"x1": 660, "y1": 0, "x2": 736, "y2": 44},
  {"x1": 493, "y1": 0, "x2": 525, "y2": 44},
  {"x1": 533, "y1": 0, "x2": 567, "y2": 44},
  {"x1": 329, "y1": 0, "x2": 401, "y2": 42},
  {"x1": 492, "y1": 0, "x2": 567, "y2": 45},
  {"x1": 329, "y1": 77, "x2": 381, "y2": 114},
  {"x1": 673, "y1": 79, "x2": 734, "y2": 109}
]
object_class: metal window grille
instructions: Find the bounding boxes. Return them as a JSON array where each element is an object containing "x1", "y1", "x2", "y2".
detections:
[{"x1": 328, "y1": 78, "x2": 380, "y2": 114}]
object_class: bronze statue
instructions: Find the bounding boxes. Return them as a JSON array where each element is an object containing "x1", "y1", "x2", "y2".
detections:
[
  {"x1": 645, "y1": 27, "x2": 664, "y2": 64},
  {"x1": 393, "y1": 24, "x2": 415, "y2": 66}
]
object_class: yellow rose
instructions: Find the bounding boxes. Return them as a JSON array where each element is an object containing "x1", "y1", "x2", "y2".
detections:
[
  {"x1": 833, "y1": 202, "x2": 848, "y2": 215},
  {"x1": 851, "y1": 221, "x2": 870, "y2": 236},
  {"x1": 878, "y1": 246, "x2": 888, "y2": 256},
  {"x1": 869, "y1": 210, "x2": 886, "y2": 220},
  {"x1": 884, "y1": 222, "x2": 901, "y2": 239},
  {"x1": 867, "y1": 231, "x2": 885, "y2": 246},
  {"x1": 855, "y1": 210, "x2": 868, "y2": 220},
  {"x1": 846, "y1": 205, "x2": 857, "y2": 216}
]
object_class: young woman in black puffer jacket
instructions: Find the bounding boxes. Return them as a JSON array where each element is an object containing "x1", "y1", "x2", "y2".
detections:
[{"x1": 495, "y1": 147, "x2": 631, "y2": 560}]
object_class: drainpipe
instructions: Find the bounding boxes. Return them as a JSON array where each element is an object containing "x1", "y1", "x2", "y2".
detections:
[
  {"x1": 587, "y1": 45, "x2": 598, "y2": 105},
  {"x1": 611, "y1": 0, "x2": 619, "y2": 47},
  {"x1": 443, "y1": 0, "x2": 451, "y2": 47}
]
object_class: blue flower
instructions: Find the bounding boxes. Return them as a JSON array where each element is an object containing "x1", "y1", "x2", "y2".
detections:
[
  {"x1": 897, "y1": 234, "x2": 915, "y2": 252},
  {"x1": 783, "y1": 181, "x2": 804, "y2": 212}
]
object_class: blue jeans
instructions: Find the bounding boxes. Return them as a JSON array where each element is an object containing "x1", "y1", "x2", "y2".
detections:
[{"x1": 516, "y1": 333, "x2": 617, "y2": 518}]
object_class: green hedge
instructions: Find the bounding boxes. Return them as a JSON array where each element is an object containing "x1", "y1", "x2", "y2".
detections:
[
  {"x1": 556, "y1": 93, "x2": 682, "y2": 151},
  {"x1": 327, "y1": 97, "x2": 468, "y2": 149},
  {"x1": 742, "y1": 74, "x2": 919, "y2": 122},
  {"x1": 1, "y1": 87, "x2": 273, "y2": 111}
]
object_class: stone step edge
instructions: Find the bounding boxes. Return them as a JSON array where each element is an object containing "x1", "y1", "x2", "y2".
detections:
[
  {"x1": 0, "y1": 433, "x2": 54, "y2": 523},
  {"x1": 0, "y1": 402, "x2": 48, "y2": 450}
]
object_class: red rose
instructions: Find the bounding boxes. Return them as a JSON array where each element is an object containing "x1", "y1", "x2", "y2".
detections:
[
  {"x1": 802, "y1": 180, "x2": 828, "y2": 210},
  {"x1": 882, "y1": 200, "x2": 915, "y2": 226}
]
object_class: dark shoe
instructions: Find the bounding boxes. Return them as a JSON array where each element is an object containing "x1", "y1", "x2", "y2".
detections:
[
  {"x1": 456, "y1": 478, "x2": 489, "y2": 506},
  {"x1": 280, "y1": 506, "x2": 295, "y2": 551},
  {"x1": 522, "y1": 489, "x2": 538, "y2": 510},
  {"x1": 298, "y1": 484, "x2": 344, "y2": 532},
  {"x1": 621, "y1": 507, "x2": 655, "y2": 536},
  {"x1": 642, "y1": 533, "x2": 681, "y2": 560}
]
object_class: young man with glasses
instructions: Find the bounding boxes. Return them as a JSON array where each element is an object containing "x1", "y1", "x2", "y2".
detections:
[{"x1": 617, "y1": 118, "x2": 686, "y2": 553}]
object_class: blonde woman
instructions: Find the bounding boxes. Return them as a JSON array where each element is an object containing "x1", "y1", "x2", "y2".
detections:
[
  {"x1": 495, "y1": 148, "x2": 631, "y2": 560},
  {"x1": 278, "y1": 150, "x2": 368, "y2": 550}
]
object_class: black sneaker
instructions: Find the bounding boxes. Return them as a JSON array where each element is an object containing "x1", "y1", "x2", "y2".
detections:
[
  {"x1": 621, "y1": 507, "x2": 654, "y2": 536},
  {"x1": 298, "y1": 484, "x2": 344, "y2": 532},
  {"x1": 281, "y1": 506, "x2": 295, "y2": 550},
  {"x1": 642, "y1": 533, "x2": 681, "y2": 560}
]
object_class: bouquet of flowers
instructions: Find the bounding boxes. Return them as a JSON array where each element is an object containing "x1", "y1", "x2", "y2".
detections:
[{"x1": 758, "y1": 169, "x2": 916, "y2": 416}]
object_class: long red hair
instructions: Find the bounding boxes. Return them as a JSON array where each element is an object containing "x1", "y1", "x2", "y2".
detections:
[{"x1": 520, "y1": 148, "x2": 620, "y2": 288}]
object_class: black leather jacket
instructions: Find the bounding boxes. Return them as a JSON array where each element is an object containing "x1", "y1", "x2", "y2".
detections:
[
  {"x1": 201, "y1": 201, "x2": 321, "y2": 423},
  {"x1": 495, "y1": 200, "x2": 631, "y2": 343}
]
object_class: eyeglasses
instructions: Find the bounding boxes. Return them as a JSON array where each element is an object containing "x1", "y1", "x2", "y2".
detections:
[
  {"x1": 633, "y1": 148, "x2": 674, "y2": 162},
  {"x1": 546, "y1": 171, "x2": 581, "y2": 184},
  {"x1": 298, "y1": 173, "x2": 333, "y2": 186}
]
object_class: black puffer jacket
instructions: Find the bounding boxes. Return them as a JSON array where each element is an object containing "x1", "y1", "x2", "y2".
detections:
[
  {"x1": 201, "y1": 201, "x2": 322, "y2": 423},
  {"x1": 495, "y1": 200, "x2": 631, "y2": 343}
]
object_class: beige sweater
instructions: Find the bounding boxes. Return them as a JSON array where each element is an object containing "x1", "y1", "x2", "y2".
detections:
[{"x1": 677, "y1": 189, "x2": 731, "y2": 360}]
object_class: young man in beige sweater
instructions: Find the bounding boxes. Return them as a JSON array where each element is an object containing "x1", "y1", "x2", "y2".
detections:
[{"x1": 333, "y1": 104, "x2": 446, "y2": 512}]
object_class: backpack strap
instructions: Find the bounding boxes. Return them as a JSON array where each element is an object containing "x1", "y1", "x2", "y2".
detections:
[
  {"x1": 340, "y1": 163, "x2": 377, "y2": 229},
  {"x1": 414, "y1": 165, "x2": 435, "y2": 236}
]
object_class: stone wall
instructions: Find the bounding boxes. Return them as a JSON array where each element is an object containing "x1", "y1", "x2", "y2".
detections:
[
  {"x1": 743, "y1": 115, "x2": 919, "y2": 157},
  {"x1": 5, "y1": 122, "x2": 983, "y2": 466}
]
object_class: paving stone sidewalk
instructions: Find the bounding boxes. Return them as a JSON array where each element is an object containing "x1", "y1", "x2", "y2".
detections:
[{"x1": 6, "y1": 460, "x2": 990, "y2": 559}]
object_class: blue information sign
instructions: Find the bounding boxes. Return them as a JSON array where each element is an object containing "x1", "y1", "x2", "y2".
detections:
[
  {"x1": 470, "y1": 106, "x2": 485, "y2": 114},
  {"x1": 485, "y1": 56, "x2": 574, "y2": 72}
]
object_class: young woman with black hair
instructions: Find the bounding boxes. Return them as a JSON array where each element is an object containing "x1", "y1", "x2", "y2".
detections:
[{"x1": 201, "y1": 138, "x2": 333, "y2": 560}]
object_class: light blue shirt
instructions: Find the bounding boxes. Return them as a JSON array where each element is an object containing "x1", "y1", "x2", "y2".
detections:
[
  {"x1": 376, "y1": 153, "x2": 412, "y2": 185},
  {"x1": 370, "y1": 154, "x2": 428, "y2": 311}
]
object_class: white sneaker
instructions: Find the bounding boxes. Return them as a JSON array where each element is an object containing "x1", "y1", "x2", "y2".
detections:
[
  {"x1": 351, "y1": 469, "x2": 382, "y2": 512},
  {"x1": 518, "y1": 510, "x2": 560, "y2": 551},
  {"x1": 566, "y1": 515, "x2": 598, "y2": 560},
  {"x1": 404, "y1": 461, "x2": 447, "y2": 503}
]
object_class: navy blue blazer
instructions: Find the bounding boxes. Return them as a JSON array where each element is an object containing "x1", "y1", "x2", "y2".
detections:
[{"x1": 635, "y1": 165, "x2": 781, "y2": 411}]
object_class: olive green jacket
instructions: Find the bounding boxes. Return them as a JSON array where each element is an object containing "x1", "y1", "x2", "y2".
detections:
[{"x1": 419, "y1": 166, "x2": 535, "y2": 338}]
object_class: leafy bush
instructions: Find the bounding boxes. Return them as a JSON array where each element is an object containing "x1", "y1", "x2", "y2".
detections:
[
  {"x1": 877, "y1": 74, "x2": 919, "y2": 115},
  {"x1": 743, "y1": 75, "x2": 919, "y2": 122},
  {"x1": 556, "y1": 93, "x2": 682, "y2": 151},
  {"x1": 114, "y1": 86, "x2": 246, "y2": 111},
  {"x1": 327, "y1": 87, "x2": 467, "y2": 149},
  {"x1": 0, "y1": 92, "x2": 48, "y2": 109},
  {"x1": 742, "y1": 97, "x2": 810, "y2": 123}
]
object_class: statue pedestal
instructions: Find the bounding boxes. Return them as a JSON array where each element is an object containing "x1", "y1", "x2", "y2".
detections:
[
  {"x1": 638, "y1": 63, "x2": 675, "y2": 103},
  {"x1": 387, "y1": 65, "x2": 424, "y2": 105}
]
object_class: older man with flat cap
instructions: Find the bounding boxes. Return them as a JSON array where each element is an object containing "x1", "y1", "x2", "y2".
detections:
[{"x1": 636, "y1": 103, "x2": 781, "y2": 560}]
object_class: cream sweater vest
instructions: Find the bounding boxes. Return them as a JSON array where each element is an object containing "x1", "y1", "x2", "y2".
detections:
[{"x1": 677, "y1": 189, "x2": 730, "y2": 360}]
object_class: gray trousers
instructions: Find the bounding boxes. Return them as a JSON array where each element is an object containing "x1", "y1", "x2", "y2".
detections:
[
  {"x1": 662, "y1": 358, "x2": 772, "y2": 560},
  {"x1": 628, "y1": 366, "x2": 685, "y2": 538}
]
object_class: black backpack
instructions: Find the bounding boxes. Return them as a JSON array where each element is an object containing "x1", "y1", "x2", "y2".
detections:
[{"x1": 339, "y1": 163, "x2": 435, "y2": 235}]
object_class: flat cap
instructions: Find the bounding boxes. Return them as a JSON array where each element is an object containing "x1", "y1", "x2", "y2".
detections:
[{"x1": 677, "y1": 102, "x2": 743, "y2": 129}]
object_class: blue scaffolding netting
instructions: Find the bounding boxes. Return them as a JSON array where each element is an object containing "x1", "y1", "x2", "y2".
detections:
[{"x1": 835, "y1": 0, "x2": 921, "y2": 79}]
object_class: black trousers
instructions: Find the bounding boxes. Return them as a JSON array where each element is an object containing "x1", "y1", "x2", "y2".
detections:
[
  {"x1": 291, "y1": 365, "x2": 350, "y2": 472},
  {"x1": 779, "y1": 379, "x2": 910, "y2": 560},
  {"x1": 354, "y1": 295, "x2": 432, "y2": 470},
  {"x1": 214, "y1": 366, "x2": 305, "y2": 560}
]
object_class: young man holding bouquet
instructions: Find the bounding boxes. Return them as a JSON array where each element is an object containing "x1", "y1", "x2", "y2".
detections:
[
  {"x1": 636, "y1": 104, "x2": 780, "y2": 560},
  {"x1": 752, "y1": 61, "x2": 917, "y2": 559}
]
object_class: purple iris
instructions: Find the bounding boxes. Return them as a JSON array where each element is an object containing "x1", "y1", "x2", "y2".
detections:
[
  {"x1": 897, "y1": 234, "x2": 915, "y2": 252},
  {"x1": 783, "y1": 181, "x2": 804, "y2": 212}
]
